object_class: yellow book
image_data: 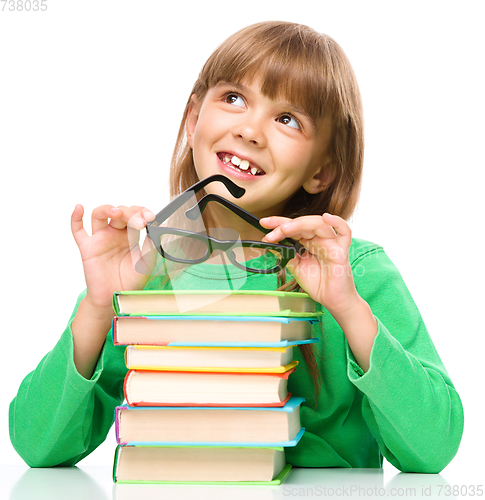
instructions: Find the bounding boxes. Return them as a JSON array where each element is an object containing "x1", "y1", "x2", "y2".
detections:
[{"x1": 125, "y1": 345, "x2": 298, "y2": 373}]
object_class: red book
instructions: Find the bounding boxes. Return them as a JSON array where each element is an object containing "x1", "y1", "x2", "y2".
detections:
[{"x1": 124, "y1": 368, "x2": 296, "y2": 407}]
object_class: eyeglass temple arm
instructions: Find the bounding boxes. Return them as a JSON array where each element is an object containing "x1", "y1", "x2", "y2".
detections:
[
  {"x1": 184, "y1": 193, "x2": 263, "y2": 231},
  {"x1": 185, "y1": 194, "x2": 301, "y2": 249},
  {"x1": 149, "y1": 175, "x2": 245, "y2": 226}
]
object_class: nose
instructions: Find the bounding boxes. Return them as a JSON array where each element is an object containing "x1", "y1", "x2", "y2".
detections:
[{"x1": 233, "y1": 112, "x2": 266, "y2": 147}]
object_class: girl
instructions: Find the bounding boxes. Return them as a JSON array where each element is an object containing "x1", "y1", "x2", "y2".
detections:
[{"x1": 9, "y1": 21, "x2": 463, "y2": 473}]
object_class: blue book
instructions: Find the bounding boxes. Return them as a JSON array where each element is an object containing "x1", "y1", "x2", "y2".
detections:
[
  {"x1": 113, "y1": 314, "x2": 320, "y2": 346},
  {"x1": 115, "y1": 396, "x2": 305, "y2": 447}
]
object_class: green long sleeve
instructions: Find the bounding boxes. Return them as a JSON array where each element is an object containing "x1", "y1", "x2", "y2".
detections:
[
  {"x1": 347, "y1": 246, "x2": 464, "y2": 472},
  {"x1": 9, "y1": 291, "x2": 128, "y2": 467},
  {"x1": 286, "y1": 241, "x2": 464, "y2": 473}
]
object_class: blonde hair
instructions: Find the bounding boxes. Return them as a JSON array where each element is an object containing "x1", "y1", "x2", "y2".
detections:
[{"x1": 168, "y1": 21, "x2": 365, "y2": 398}]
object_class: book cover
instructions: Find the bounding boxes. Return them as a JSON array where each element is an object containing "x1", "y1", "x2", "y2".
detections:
[
  {"x1": 112, "y1": 314, "x2": 320, "y2": 346},
  {"x1": 113, "y1": 464, "x2": 292, "y2": 486},
  {"x1": 112, "y1": 445, "x2": 291, "y2": 484},
  {"x1": 115, "y1": 397, "x2": 305, "y2": 446},
  {"x1": 124, "y1": 368, "x2": 296, "y2": 407},
  {"x1": 113, "y1": 290, "x2": 318, "y2": 316},
  {"x1": 116, "y1": 429, "x2": 305, "y2": 448},
  {"x1": 124, "y1": 345, "x2": 298, "y2": 372}
]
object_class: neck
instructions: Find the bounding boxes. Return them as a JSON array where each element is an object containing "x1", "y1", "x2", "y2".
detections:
[
  {"x1": 202, "y1": 204, "x2": 272, "y2": 265},
  {"x1": 204, "y1": 204, "x2": 266, "y2": 241}
]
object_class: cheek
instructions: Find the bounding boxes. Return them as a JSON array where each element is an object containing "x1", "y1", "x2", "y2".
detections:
[
  {"x1": 191, "y1": 117, "x2": 221, "y2": 153},
  {"x1": 191, "y1": 146, "x2": 206, "y2": 175},
  {"x1": 276, "y1": 140, "x2": 313, "y2": 173}
]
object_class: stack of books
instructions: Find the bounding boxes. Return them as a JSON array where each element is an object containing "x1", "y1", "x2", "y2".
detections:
[{"x1": 111, "y1": 290, "x2": 320, "y2": 485}]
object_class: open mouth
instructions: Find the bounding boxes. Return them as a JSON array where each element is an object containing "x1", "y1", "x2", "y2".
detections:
[{"x1": 217, "y1": 152, "x2": 265, "y2": 176}]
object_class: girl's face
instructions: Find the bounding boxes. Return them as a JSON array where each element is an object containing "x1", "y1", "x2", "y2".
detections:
[{"x1": 186, "y1": 79, "x2": 333, "y2": 219}]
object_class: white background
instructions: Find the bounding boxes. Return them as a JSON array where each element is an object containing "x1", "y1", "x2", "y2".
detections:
[{"x1": 1, "y1": 0, "x2": 483, "y2": 482}]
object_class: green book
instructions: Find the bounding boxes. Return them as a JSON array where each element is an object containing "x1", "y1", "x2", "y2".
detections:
[
  {"x1": 113, "y1": 290, "x2": 320, "y2": 317},
  {"x1": 113, "y1": 445, "x2": 291, "y2": 485}
]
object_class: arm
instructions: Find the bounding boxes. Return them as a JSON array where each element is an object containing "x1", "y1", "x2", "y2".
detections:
[
  {"x1": 69, "y1": 204, "x2": 157, "y2": 378},
  {"x1": 262, "y1": 213, "x2": 377, "y2": 370},
  {"x1": 261, "y1": 215, "x2": 464, "y2": 473},
  {"x1": 9, "y1": 291, "x2": 127, "y2": 467},
  {"x1": 9, "y1": 203, "x2": 158, "y2": 467},
  {"x1": 347, "y1": 246, "x2": 464, "y2": 473}
]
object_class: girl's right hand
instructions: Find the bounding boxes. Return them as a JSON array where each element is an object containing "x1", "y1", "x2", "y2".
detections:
[{"x1": 71, "y1": 204, "x2": 157, "y2": 312}]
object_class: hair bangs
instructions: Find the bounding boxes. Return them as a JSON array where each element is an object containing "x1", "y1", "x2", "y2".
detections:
[
  {"x1": 196, "y1": 23, "x2": 342, "y2": 123},
  {"x1": 249, "y1": 55, "x2": 338, "y2": 123}
]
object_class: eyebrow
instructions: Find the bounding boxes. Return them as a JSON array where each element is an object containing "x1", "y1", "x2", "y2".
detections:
[{"x1": 214, "y1": 81, "x2": 317, "y2": 132}]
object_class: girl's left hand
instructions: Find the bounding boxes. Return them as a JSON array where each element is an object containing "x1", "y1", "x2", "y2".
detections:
[{"x1": 260, "y1": 213, "x2": 361, "y2": 318}]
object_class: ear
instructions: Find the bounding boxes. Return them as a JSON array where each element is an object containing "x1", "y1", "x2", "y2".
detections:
[
  {"x1": 186, "y1": 95, "x2": 200, "y2": 149},
  {"x1": 302, "y1": 158, "x2": 335, "y2": 194}
]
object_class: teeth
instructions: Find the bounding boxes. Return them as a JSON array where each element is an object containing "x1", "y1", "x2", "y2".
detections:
[{"x1": 221, "y1": 153, "x2": 262, "y2": 176}]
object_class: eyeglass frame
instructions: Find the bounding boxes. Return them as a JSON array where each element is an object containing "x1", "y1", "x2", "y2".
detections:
[{"x1": 146, "y1": 174, "x2": 302, "y2": 274}]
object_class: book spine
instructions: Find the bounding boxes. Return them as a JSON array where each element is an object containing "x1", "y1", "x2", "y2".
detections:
[
  {"x1": 114, "y1": 406, "x2": 121, "y2": 445},
  {"x1": 112, "y1": 445, "x2": 121, "y2": 483}
]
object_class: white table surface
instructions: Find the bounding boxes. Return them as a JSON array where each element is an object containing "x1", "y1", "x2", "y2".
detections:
[{"x1": 1, "y1": 464, "x2": 483, "y2": 500}]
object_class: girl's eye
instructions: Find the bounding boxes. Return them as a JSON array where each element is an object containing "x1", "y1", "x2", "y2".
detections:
[
  {"x1": 224, "y1": 93, "x2": 245, "y2": 108},
  {"x1": 278, "y1": 114, "x2": 300, "y2": 130}
]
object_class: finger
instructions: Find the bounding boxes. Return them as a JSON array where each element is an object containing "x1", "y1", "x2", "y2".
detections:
[
  {"x1": 322, "y1": 213, "x2": 352, "y2": 247},
  {"x1": 259, "y1": 216, "x2": 292, "y2": 229},
  {"x1": 71, "y1": 204, "x2": 89, "y2": 246},
  {"x1": 121, "y1": 207, "x2": 157, "y2": 260},
  {"x1": 91, "y1": 205, "x2": 122, "y2": 233},
  {"x1": 263, "y1": 216, "x2": 334, "y2": 243},
  {"x1": 110, "y1": 206, "x2": 155, "y2": 231},
  {"x1": 261, "y1": 216, "x2": 319, "y2": 242}
]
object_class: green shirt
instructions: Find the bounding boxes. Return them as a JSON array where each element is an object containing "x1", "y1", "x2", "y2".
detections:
[{"x1": 9, "y1": 239, "x2": 464, "y2": 472}]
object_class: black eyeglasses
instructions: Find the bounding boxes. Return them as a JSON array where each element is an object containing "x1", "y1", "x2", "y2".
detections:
[{"x1": 146, "y1": 175, "x2": 302, "y2": 274}]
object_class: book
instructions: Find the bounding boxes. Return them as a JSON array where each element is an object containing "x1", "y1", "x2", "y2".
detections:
[
  {"x1": 124, "y1": 368, "x2": 295, "y2": 407},
  {"x1": 113, "y1": 445, "x2": 290, "y2": 484},
  {"x1": 124, "y1": 345, "x2": 297, "y2": 372},
  {"x1": 113, "y1": 290, "x2": 318, "y2": 316},
  {"x1": 110, "y1": 289, "x2": 313, "y2": 487},
  {"x1": 115, "y1": 397, "x2": 305, "y2": 446},
  {"x1": 113, "y1": 315, "x2": 318, "y2": 346}
]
